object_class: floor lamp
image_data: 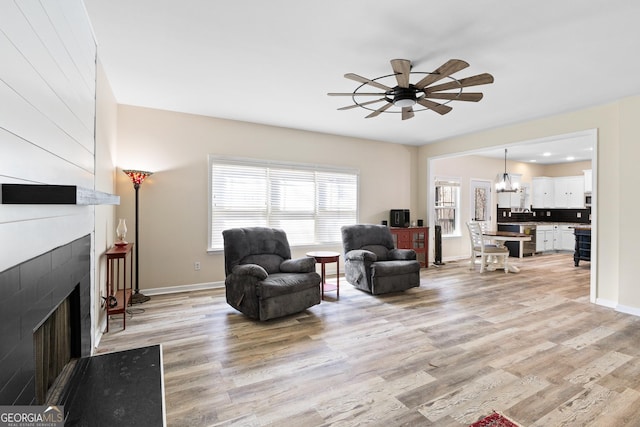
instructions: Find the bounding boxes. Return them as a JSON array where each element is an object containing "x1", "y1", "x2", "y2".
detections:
[{"x1": 123, "y1": 169, "x2": 153, "y2": 304}]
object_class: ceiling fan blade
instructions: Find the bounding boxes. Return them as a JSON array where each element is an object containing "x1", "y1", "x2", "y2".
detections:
[
  {"x1": 425, "y1": 73, "x2": 494, "y2": 93},
  {"x1": 344, "y1": 73, "x2": 392, "y2": 91},
  {"x1": 390, "y1": 59, "x2": 411, "y2": 88},
  {"x1": 338, "y1": 98, "x2": 387, "y2": 110},
  {"x1": 328, "y1": 92, "x2": 386, "y2": 96},
  {"x1": 402, "y1": 106, "x2": 415, "y2": 120},
  {"x1": 365, "y1": 102, "x2": 393, "y2": 118},
  {"x1": 414, "y1": 59, "x2": 469, "y2": 89},
  {"x1": 424, "y1": 92, "x2": 484, "y2": 102},
  {"x1": 417, "y1": 98, "x2": 453, "y2": 115}
]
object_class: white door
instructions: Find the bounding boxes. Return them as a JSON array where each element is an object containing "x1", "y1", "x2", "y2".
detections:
[{"x1": 470, "y1": 180, "x2": 492, "y2": 222}]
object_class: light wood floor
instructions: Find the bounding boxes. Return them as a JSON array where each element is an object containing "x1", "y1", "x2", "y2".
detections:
[{"x1": 98, "y1": 253, "x2": 640, "y2": 426}]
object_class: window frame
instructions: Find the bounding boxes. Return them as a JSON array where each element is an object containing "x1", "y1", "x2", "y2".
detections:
[
  {"x1": 208, "y1": 155, "x2": 359, "y2": 252},
  {"x1": 434, "y1": 176, "x2": 462, "y2": 237}
]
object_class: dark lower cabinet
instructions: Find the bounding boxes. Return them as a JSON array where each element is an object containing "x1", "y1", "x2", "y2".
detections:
[{"x1": 574, "y1": 228, "x2": 591, "y2": 266}]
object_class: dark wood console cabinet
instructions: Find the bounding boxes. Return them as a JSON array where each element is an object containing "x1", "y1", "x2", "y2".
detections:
[{"x1": 390, "y1": 227, "x2": 429, "y2": 268}]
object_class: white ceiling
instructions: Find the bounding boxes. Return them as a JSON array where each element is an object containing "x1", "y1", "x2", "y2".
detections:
[
  {"x1": 83, "y1": 0, "x2": 640, "y2": 149},
  {"x1": 476, "y1": 133, "x2": 595, "y2": 165}
]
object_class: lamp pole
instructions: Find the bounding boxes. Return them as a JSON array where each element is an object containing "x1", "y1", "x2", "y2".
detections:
[{"x1": 123, "y1": 169, "x2": 153, "y2": 304}]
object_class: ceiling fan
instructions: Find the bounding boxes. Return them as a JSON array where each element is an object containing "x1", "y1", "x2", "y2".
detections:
[{"x1": 328, "y1": 58, "x2": 494, "y2": 120}]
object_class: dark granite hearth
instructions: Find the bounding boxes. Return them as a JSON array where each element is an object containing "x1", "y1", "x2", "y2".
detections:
[{"x1": 62, "y1": 345, "x2": 165, "y2": 426}]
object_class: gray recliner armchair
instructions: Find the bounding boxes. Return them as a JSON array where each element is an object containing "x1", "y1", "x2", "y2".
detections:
[
  {"x1": 341, "y1": 224, "x2": 421, "y2": 295},
  {"x1": 222, "y1": 227, "x2": 321, "y2": 321}
]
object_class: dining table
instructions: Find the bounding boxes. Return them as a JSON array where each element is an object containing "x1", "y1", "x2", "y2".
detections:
[{"x1": 482, "y1": 230, "x2": 532, "y2": 272}]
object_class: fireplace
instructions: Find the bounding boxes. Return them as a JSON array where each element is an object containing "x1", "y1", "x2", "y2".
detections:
[
  {"x1": 0, "y1": 235, "x2": 91, "y2": 405},
  {"x1": 33, "y1": 285, "x2": 82, "y2": 403}
]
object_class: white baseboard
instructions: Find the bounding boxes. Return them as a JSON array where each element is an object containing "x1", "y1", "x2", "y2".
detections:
[
  {"x1": 616, "y1": 303, "x2": 640, "y2": 317},
  {"x1": 595, "y1": 298, "x2": 640, "y2": 319},
  {"x1": 439, "y1": 255, "x2": 469, "y2": 264},
  {"x1": 595, "y1": 298, "x2": 617, "y2": 309},
  {"x1": 143, "y1": 281, "x2": 224, "y2": 296},
  {"x1": 93, "y1": 317, "x2": 106, "y2": 352}
]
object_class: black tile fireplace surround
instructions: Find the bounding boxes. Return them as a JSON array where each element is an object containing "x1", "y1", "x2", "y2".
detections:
[{"x1": 0, "y1": 235, "x2": 92, "y2": 405}]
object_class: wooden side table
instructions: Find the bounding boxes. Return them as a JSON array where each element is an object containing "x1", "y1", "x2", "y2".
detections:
[
  {"x1": 306, "y1": 251, "x2": 340, "y2": 300},
  {"x1": 105, "y1": 243, "x2": 133, "y2": 332}
]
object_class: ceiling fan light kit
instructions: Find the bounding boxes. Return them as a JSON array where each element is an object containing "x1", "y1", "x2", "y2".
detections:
[
  {"x1": 392, "y1": 90, "x2": 417, "y2": 107},
  {"x1": 328, "y1": 58, "x2": 494, "y2": 120}
]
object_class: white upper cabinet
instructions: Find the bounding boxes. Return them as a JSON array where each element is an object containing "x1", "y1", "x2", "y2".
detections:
[
  {"x1": 533, "y1": 176, "x2": 585, "y2": 208},
  {"x1": 553, "y1": 176, "x2": 584, "y2": 208},
  {"x1": 532, "y1": 177, "x2": 554, "y2": 208}
]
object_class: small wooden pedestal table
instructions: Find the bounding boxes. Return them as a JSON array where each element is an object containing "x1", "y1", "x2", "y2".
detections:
[
  {"x1": 306, "y1": 251, "x2": 340, "y2": 300},
  {"x1": 105, "y1": 243, "x2": 133, "y2": 332}
]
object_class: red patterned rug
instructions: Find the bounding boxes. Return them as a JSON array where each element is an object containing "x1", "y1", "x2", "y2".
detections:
[{"x1": 469, "y1": 412, "x2": 520, "y2": 427}]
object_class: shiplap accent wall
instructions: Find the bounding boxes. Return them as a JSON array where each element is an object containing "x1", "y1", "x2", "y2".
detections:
[{"x1": 0, "y1": 0, "x2": 96, "y2": 272}]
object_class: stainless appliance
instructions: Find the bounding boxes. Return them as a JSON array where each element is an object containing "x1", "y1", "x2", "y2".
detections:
[{"x1": 497, "y1": 223, "x2": 536, "y2": 257}]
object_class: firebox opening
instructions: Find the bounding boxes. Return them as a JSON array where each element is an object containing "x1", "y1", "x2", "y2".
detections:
[{"x1": 33, "y1": 284, "x2": 82, "y2": 404}]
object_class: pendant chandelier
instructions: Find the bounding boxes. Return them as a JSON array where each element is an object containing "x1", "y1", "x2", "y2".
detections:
[{"x1": 496, "y1": 148, "x2": 519, "y2": 193}]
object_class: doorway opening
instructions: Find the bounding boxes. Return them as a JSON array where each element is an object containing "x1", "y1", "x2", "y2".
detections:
[{"x1": 427, "y1": 128, "x2": 597, "y2": 304}]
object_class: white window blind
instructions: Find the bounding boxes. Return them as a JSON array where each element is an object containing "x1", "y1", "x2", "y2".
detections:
[{"x1": 209, "y1": 157, "x2": 358, "y2": 250}]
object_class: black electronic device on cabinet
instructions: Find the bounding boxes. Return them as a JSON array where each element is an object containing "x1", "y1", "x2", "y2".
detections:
[{"x1": 390, "y1": 209, "x2": 410, "y2": 227}]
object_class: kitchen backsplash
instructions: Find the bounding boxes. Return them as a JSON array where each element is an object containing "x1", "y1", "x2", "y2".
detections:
[{"x1": 497, "y1": 207, "x2": 591, "y2": 224}]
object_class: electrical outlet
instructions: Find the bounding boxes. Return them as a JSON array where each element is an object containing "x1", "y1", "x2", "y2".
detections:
[
  {"x1": 546, "y1": 211, "x2": 551, "y2": 217},
  {"x1": 577, "y1": 212, "x2": 582, "y2": 218},
  {"x1": 194, "y1": 261, "x2": 201, "y2": 271}
]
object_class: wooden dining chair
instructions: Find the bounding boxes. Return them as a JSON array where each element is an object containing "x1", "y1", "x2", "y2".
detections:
[{"x1": 467, "y1": 221, "x2": 509, "y2": 273}]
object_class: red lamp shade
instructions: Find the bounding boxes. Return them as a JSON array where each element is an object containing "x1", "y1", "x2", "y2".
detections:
[{"x1": 123, "y1": 169, "x2": 153, "y2": 185}]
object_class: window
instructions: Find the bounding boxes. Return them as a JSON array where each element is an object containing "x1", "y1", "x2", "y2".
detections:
[
  {"x1": 434, "y1": 177, "x2": 461, "y2": 236},
  {"x1": 209, "y1": 156, "x2": 358, "y2": 250}
]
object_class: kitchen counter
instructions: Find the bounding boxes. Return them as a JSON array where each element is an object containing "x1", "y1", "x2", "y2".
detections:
[
  {"x1": 574, "y1": 225, "x2": 592, "y2": 230},
  {"x1": 497, "y1": 222, "x2": 591, "y2": 256},
  {"x1": 499, "y1": 221, "x2": 589, "y2": 227}
]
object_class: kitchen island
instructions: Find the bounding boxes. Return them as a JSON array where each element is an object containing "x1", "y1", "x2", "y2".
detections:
[{"x1": 574, "y1": 225, "x2": 591, "y2": 266}]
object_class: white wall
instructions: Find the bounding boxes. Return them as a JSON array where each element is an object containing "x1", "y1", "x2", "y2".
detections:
[
  {"x1": 115, "y1": 105, "x2": 418, "y2": 289},
  {"x1": 0, "y1": 1, "x2": 117, "y2": 349},
  {"x1": 544, "y1": 160, "x2": 591, "y2": 177},
  {"x1": 617, "y1": 96, "x2": 640, "y2": 313},
  {"x1": 94, "y1": 59, "x2": 118, "y2": 341},
  {"x1": 0, "y1": 0, "x2": 96, "y2": 271}
]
